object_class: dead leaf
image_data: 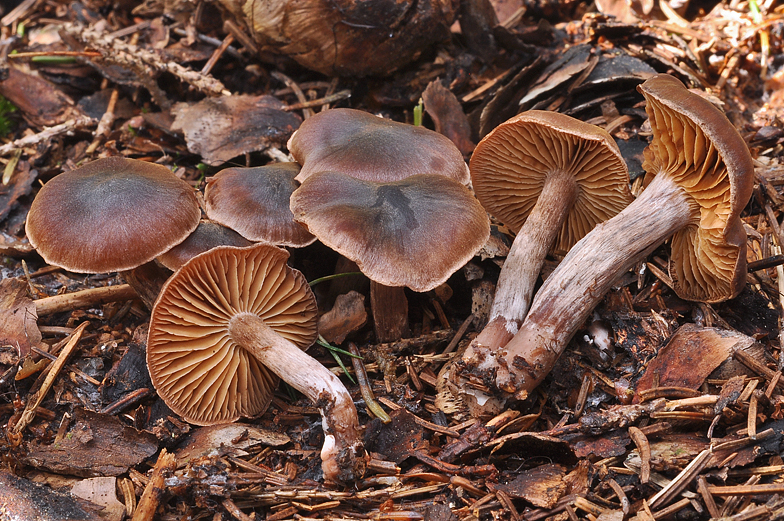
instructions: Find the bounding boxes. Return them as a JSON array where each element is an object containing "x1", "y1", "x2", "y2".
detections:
[
  {"x1": 23, "y1": 408, "x2": 159, "y2": 477},
  {"x1": 70, "y1": 477, "x2": 125, "y2": 521},
  {"x1": 634, "y1": 324, "x2": 756, "y2": 400},
  {"x1": 0, "y1": 66, "x2": 77, "y2": 127},
  {"x1": 494, "y1": 463, "x2": 567, "y2": 508},
  {"x1": 171, "y1": 95, "x2": 301, "y2": 165},
  {"x1": 318, "y1": 290, "x2": 367, "y2": 344},
  {"x1": 0, "y1": 160, "x2": 36, "y2": 223},
  {"x1": 175, "y1": 423, "x2": 290, "y2": 466},
  {"x1": 0, "y1": 277, "x2": 41, "y2": 359},
  {"x1": 422, "y1": 81, "x2": 475, "y2": 156}
]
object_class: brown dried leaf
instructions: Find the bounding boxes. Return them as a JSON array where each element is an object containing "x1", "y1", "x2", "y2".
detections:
[
  {"x1": 318, "y1": 290, "x2": 367, "y2": 344},
  {"x1": 176, "y1": 423, "x2": 290, "y2": 465},
  {"x1": 634, "y1": 324, "x2": 755, "y2": 400},
  {"x1": 494, "y1": 463, "x2": 567, "y2": 508},
  {"x1": 0, "y1": 160, "x2": 36, "y2": 223},
  {"x1": 23, "y1": 409, "x2": 159, "y2": 477},
  {"x1": 0, "y1": 277, "x2": 41, "y2": 359},
  {"x1": 422, "y1": 81, "x2": 475, "y2": 156},
  {"x1": 0, "y1": 67, "x2": 77, "y2": 127},
  {"x1": 172, "y1": 95, "x2": 301, "y2": 165}
]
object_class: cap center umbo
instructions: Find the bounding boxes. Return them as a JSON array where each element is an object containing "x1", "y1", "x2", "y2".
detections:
[{"x1": 371, "y1": 184, "x2": 418, "y2": 230}]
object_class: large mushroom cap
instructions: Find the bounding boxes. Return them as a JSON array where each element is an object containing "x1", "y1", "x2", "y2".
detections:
[
  {"x1": 470, "y1": 110, "x2": 632, "y2": 253},
  {"x1": 147, "y1": 243, "x2": 319, "y2": 425},
  {"x1": 204, "y1": 162, "x2": 315, "y2": 247},
  {"x1": 638, "y1": 74, "x2": 754, "y2": 302},
  {"x1": 157, "y1": 221, "x2": 253, "y2": 271},
  {"x1": 287, "y1": 108, "x2": 470, "y2": 184},
  {"x1": 290, "y1": 171, "x2": 490, "y2": 292},
  {"x1": 26, "y1": 157, "x2": 201, "y2": 273}
]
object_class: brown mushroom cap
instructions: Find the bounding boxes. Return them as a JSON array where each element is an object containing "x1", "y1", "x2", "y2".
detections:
[
  {"x1": 26, "y1": 157, "x2": 201, "y2": 273},
  {"x1": 287, "y1": 108, "x2": 470, "y2": 184},
  {"x1": 470, "y1": 110, "x2": 633, "y2": 253},
  {"x1": 638, "y1": 74, "x2": 754, "y2": 302},
  {"x1": 204, "y1": 163, "x2": 315, "y2": 247},
  {"x1": 146, "y1": 243, "x2": 319, "y2": 425},
  {"x1": 157, "y1": 221, "x2": 253, "y2": 271},
  {"x1": 290, "y1": 171, "x2": 490, "y2": 292}
]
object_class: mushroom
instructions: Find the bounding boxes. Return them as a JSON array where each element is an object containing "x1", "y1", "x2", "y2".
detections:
[
  {"x1": 157, "y1": 221, "x2": 252, "y2": 271},
  {"x1": 465, "y1": 110, "x2": 632, "y2": 353},
  {"x1": 287, "y1": 108, "x2": 473, "y2": 341},
  {"x1": 287, "y1": 108, "x2": 470, "y2": 185},
  {"x1": 26, "y1": 157, "x2": 201, "y2": 274},
  {"x1": 452, "y1": 74, "x2": 754, "y2": 415},
  {"x1": 204, "y1": 163, "x2": 315, "y2": 247},
  {"x1": 147, "y1": 243, "x2": 367, "y2": 483},
  {"x1": 290, "y1": 172, "x2": 490, "y2": 340}
]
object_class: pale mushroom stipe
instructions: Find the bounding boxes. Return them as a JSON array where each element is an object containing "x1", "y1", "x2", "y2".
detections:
[
  {"x1": 451, "y1": 111, "x2": 632, "y2": 416},
  {"x1": 450, "y1": 74, "x2": 754, "y2": 417}
]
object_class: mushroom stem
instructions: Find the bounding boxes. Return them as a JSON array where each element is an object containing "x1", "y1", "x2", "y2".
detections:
[
  {"x1": 227, "y1": 312, "x2": 367, "y2": 483},
  {"x1": 467, "y1": 171, "x2": 579, "y2": 355},
  {"x1": 370, "y1": 281, "x2": 410, "y2": 342},
  {"x1": 456, "y1": 172, "x2": 694, "y2": 410}
]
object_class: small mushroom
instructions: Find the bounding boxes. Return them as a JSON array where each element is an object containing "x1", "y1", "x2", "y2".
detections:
[
  {"x1": 290, "y1": 172, "x2": 490, "y2": 340},
  {"x1": 452, "y1": 74, "x2": 754, "y2": 415},
  {"x1": 147, "y1": 243, "x2": 367, "y2": 483},
  {"x1": 287, "y1": 108, "x2": 470, "y2": 184},
  {"x1": 466, "y1": 110, "x2": 632, "y2": 351},
  {"x1": 26, "y1": 157, "x2": 201, "y2": 274},
  {"x1": 204, "y1": 163, "x2": 315, "y2": 247},
  {"x1": 157, "y1": 221, "x2": 252, "y2": 271}
]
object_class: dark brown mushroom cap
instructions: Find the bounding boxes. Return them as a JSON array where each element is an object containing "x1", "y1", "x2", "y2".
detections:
[
  {"x1": 290, "y1": 171, "x2": 490, "y2": 292},
  {"x1": 638, "y1": 74, "x2": 754, "y2": 302},
  {"x1": 157, "y1": 221, "x2": 253, "y2": 271},
  {"x1": 287, "y1": 108, "x2": 470, "y2": 184},
  {"x1": 25, "y1": 157, "x2": 201, "y2": 273},
  {"x1": 470, "y1": 110, "x2": 633, "y2": 253},
  {"x1": 146, "y1": 243, "x2": 319, "y2": 425},
  {"x1": 204, "y1": 163, "x2": 315, "y2": 247}
]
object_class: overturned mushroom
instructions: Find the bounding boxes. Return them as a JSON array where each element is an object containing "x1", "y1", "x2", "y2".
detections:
[
  {"x1": 452, "y1": 74, "x2": 754, "y2": 416},
  {"x1": 465, "y1": 110, "x2": 632, "y2": 353},
  {"x1": 287, "y1": 108, "x2": 470, "y2": 184},
  {"x1": 290, "y1": 172, "x2": 490, "y2": 341},
  {"x1": 204, "y1": 163, "x2": 315, "y2": 247},
  {"x1": 147, "y1": 243, "x2": 367, "y2": 483}
]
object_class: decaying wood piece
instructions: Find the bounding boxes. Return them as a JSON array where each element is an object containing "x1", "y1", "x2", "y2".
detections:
[
  {"x1": 34, "y1": 284, "x2": 138, "y2": 316},
  {"x1": 371, "y1": 282, "x2": 410, "y2": 343},
  {"x1": 12, "y1": 322, "x2": 87, "y2": 434},
  {"x1": 0, "y1": 116, "x2": 95, "y2": 156},
  {"x1": 132, "y1": 449, "x2": 176, "y2": 521}
]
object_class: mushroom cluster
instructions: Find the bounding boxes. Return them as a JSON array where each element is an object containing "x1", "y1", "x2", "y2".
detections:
[
  {"x1": 451, "y1": 74, "x2": 754, "y2": 417},
  {"x1": 288, "y1": 108, "x2": 489, "y2": 342},
  {"x1": 24, "y1": 107, "x2": 489, "y2": 483}
]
